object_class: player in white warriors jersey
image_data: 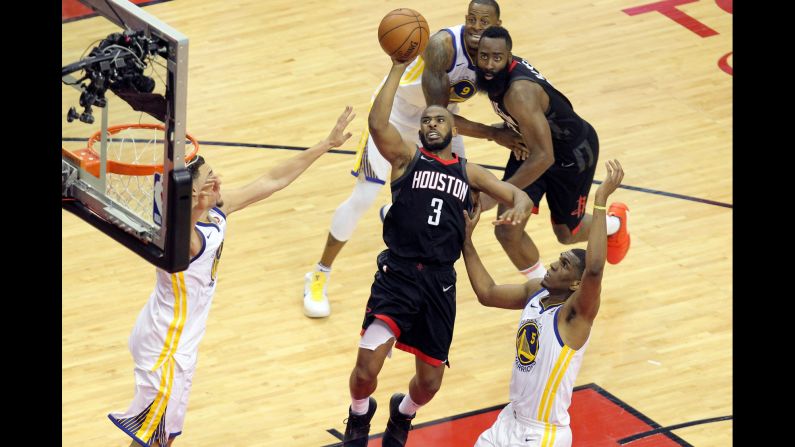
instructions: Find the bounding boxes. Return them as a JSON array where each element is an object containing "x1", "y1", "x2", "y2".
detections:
[
  {"x1": 303, "y1": 0, "x2": 526, "y2": 318},
  {"x1": 108, "y1": 107, "x2": 355, "y2": 447},
  {"x1": 462, "y1": 160, "x2": 625, "y2": 447}
]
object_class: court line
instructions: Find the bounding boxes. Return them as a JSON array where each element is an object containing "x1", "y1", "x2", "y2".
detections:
[{"x1": 60, "y1": 138, "x2": 733, "y2": 208}]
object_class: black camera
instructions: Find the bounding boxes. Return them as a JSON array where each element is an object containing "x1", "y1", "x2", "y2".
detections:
[{"x1": 63, "y1": 30, "x2": 164, "y2": 124}]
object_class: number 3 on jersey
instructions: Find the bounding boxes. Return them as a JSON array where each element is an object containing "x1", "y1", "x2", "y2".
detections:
[{"x1": 428, "y1": 198, "x2": 443, "y2": 226}]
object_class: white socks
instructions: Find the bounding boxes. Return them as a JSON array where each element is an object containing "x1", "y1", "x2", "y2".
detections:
[
  {"x1": 606, "y1": 215, "x2": 620, "y2": 236},
  {"x1": 398, "y1": 393, "x2": 422, "y2": 417},
  {"x1": 520, "y1": 261, "x2": 547, "y2": 281},
  {"x1": 351, "y1": 397, "x2": 370, "y2": 415}
]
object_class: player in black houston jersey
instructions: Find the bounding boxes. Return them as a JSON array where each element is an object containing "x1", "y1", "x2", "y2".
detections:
[
  {"x1": 471, "y1": 26, "x2": 631, "y2": 285},
  {"x1": 342, "y1": 50, "x2": 533, "y2": 447}
]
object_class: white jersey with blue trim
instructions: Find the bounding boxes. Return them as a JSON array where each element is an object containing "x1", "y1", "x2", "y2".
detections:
[
  {"x1": 385, "y1": 24, "x2": 479, "y2": 122},
  {"x1": 129, "y1": 207, "x2": 227, "y2": 371},
  {"x1": 509, "y1": 288, "x2": 589, "y2": 427}
]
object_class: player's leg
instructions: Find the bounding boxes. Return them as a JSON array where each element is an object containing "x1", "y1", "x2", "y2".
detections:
[
  {"x1": 546, "y1": 131, "x2": 630, "y2": 263},
  {"x1": 381, "y1": 265, "x2": 454, "y2": 446},
  {"x1": 304, "y1": 130, "x2": 387, "y2": 318},
  {"x1": 110, "y1": 359, "x2": 181, "y2": 447},
  {"x1": 344, "y1": 324, "x2": 395, "y2": 446},
  {"x1": 493, "y1": 154, "x2": 548, "y2": 280}
]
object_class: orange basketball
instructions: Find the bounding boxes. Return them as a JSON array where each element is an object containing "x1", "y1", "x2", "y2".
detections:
[{"x1": 378, "y1": 9, "x2": 430, "y2": 62}]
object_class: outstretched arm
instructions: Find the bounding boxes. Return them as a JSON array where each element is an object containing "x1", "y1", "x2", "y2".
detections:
[
  {"x1": 218, "y1": 106, "x2": 355, "y2": 215},
  {"x1": 559, "y1": 160, "x2": 624, "y2": 348},
  {"x1": 369, "y1": 58, "x2": 419, "y2": 177},
  {"x1": 462, "y1": 195, "x2": 540, "y2": 309},
  {"x1": 501, "y1": 81, "x2": 555, "y2": 188},
  {"x1": 466, "y1": 162, "x2": 533, "y2": 226}
]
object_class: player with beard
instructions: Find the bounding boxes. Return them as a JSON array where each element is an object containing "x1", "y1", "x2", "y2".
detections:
[
  {"x1": 341, "y1": 54, "x2": 533, "y2": 447},
  {"x1": 473, "y1": 26, "x2": 630, "y2": 282},
  {"x1": 302, "y1": 0, "x2": 526, "y2": 319}
]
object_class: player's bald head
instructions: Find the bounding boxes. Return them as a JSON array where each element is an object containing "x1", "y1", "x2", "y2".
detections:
[{"x1": 422, "y1": 105, "x2": 454, "y2": 123}]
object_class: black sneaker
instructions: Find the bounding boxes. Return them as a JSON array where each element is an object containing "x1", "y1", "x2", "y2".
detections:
[
  {"x1": 381, "y1": 393, "x2": 415, "y2": 447},
  {"x1": 343, "y1": 397, "x2": 377, "y2": 447}
]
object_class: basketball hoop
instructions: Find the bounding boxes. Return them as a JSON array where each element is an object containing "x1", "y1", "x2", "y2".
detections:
[
  {"x1": 86, "y1": 123, "x2": 200, "y2": 175},
  {"x1": 67, "y1": 123, "x2": 200, "y2": 226}
]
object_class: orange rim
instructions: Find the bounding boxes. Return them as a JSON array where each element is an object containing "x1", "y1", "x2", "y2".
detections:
[{"x1": 86, "y1": 123, "x2": 200, "y2": 176}]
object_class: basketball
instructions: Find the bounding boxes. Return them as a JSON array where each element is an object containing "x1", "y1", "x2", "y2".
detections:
[{"x1": 378, "y1": 9, "x2": 430, "y2": 62}]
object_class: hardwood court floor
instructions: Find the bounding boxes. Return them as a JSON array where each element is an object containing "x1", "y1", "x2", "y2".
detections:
[{"x1": 62, "y1": 1, "x2": 732, "y2": 445}]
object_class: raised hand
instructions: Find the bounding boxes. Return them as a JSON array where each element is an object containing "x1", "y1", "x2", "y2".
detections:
[
  {"x1": 325, "y1": 106, "x2": 356, "y2": 148},
  {"x1": 595, "y1": 159, "x2": 624, "y2": 201},
  {"x1": 194, "y1": 174, "x2": 220, "y2": 213}
]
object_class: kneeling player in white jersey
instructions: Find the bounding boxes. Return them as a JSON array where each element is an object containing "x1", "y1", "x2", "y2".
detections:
[
  {"x1": 107, "y1": 107, "x2": 355, "y2": 447},
  {"x1": 302, "y1": 0, "x2": 526, "y2": 318},
  {"x1": 462, "y1": 160, "x2": 624, "y2": 447}
]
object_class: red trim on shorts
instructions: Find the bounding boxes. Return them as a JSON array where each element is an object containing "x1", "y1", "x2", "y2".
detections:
[
  {"x1": 570, "y1": 220, "x2": 584, "y2": 236},
  {"x1": 395, "y1": 342, "x2": 445, "y2": 367},
  {"x1": 550, "y1": 216, "x2": 584, "y2": 235},
  {"x1": 420, "y1": 147, "x2": 459, "y2": 166}
]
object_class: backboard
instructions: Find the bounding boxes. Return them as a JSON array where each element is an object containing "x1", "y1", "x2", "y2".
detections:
[{"x1": 61, "y1": 0, "x2": 191, "y2": 273}]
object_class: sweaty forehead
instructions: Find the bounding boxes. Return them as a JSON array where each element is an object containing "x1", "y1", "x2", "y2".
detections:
[{"x1": 422, "y1": 106, "x2": 452, "y2": 119}]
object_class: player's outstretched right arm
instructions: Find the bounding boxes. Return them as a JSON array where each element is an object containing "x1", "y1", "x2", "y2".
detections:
[
  {"x1": 369, "y1": 58, "x2": 417, "y2": 174},
  {"x1": 462, "y1": 195, "x2": 540, "y2": 309},
  {"x1": 558, "y1": 159, "x2": 624, "y2": 349},
  {"x1": 219, "y1": 106, "x2": 355, "y2": 216}
]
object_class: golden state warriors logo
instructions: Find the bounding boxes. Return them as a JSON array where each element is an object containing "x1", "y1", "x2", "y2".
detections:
[
  {"x1": 449, "y1": 80, "x2": 476, "y2": 103},
  {"x1": 516, "y1": 321, "x2": 539, "y2": 367},
  {"x1": 209, "y1": 241, "x2": 223, "y2": 286}
]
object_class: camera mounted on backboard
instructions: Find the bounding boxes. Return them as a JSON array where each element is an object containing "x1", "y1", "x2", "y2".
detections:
[{"x1": 63, "y1": 29, "x2": 167, "y2": 124}]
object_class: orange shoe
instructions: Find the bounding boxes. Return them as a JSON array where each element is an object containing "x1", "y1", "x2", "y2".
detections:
[{"x1": 606, "y1": 202, "x2": 630, "y2": 264}]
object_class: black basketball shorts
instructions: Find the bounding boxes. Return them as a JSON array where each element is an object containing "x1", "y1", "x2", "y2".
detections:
[
  {"x1": 503, "y1": 123, "x2": 600, "y2": 233},
  {"x1": 361, "y1": 249, "x2": 457, "y2": 367}
]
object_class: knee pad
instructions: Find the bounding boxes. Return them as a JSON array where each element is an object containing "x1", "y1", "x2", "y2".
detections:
[{"x1": 329, "y1": 181, "x2": 383, "y2": 241}]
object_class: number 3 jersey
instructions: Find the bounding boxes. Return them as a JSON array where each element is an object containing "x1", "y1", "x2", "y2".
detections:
[
  {"x1": 129, "y1": 207, "x2": 226, "y2": 372},
  {"x1": 383, "y1": 147, "x2": 473, "y2": 265}
]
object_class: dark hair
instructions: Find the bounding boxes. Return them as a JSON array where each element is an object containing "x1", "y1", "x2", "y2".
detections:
[
  {"x1": 481, "y1": 25, "x2": 512, "y2": 50},
  {"x1": 470, "y1": 0, "x2": 501, "y2": 18},
  {"x1": 186, "y1": 155, "x2": 205, "y2": 182},
  {"x1": 571, "y1": 248, "x2": 587, "y2": 276}
]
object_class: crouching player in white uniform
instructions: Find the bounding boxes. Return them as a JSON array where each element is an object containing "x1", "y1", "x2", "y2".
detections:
[
  {"x1": 462, "y1": 160, "x2": 625, "y2": 447},
  {"x1": 108, "y1": 107, "x2": 355, "y2": 447}
]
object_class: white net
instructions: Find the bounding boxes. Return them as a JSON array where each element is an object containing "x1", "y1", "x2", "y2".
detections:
[{"x1": 89, "y1": 125, "x2": 197, "y2": 227}]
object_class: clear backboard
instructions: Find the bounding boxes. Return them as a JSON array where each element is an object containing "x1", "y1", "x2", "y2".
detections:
[{"x1": 61, "y1": 0, "x2": 191, "y2": 273}]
